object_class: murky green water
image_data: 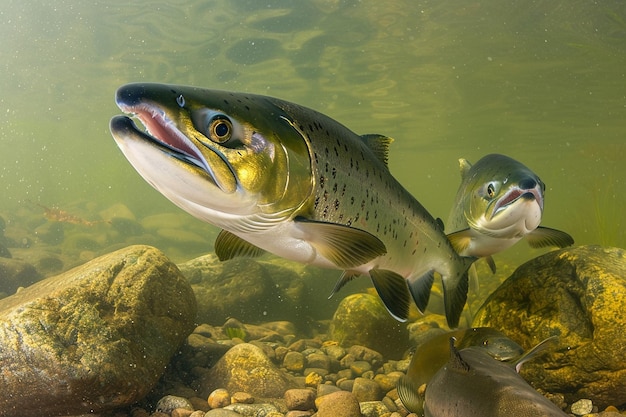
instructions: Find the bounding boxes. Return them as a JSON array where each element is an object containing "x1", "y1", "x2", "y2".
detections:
[{"x1": 1, "y1": 1, "x2": 624, "y2": 273}]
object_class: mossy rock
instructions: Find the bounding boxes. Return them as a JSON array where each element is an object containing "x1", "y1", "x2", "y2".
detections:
[
  {"x1": 330, "y1": 293, "x2": 409, "y2": 360},
  {"x1": 0, "y1": 245, "x2": 197, "y2": 415},
  {"x1": 473, "y1": 245, "x2": 626, "y2": 409}
]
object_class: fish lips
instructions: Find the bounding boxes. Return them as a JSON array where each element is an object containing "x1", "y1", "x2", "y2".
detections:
[
  {"x1": 110, "y1": 103, "x2": 237, "y2": 195},
  {"x1": 491, "y1": 185, "x2": 544, "y2": 219}
]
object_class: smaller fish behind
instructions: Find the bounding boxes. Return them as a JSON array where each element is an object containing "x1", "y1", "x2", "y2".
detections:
[
  {"x1": 446, "y1": 154, "x2": 573, "y2": 269},
  {"x1": 422, "y1": 337, "x2": 567, "y2": 417},
  {"x1": 397, "y1": 327, "x2": 525, "y2": 415},
  {"x1": 28, "y1": 200, "x2": 110, "y2": 227}
]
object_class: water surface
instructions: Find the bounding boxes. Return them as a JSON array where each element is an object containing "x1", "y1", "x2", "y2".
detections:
[{"x1": 1, "y1": 0, "x2": 624, "y2": 279}]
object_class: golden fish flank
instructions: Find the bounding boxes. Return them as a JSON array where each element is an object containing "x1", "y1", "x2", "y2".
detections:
[{"x1": 109, "y1": 83, "x2": 476, "y2": 328}]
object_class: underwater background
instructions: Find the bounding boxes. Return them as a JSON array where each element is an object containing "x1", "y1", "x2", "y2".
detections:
[{"x1": 1, "y1": 0, "x2": 624, "y2": 291}]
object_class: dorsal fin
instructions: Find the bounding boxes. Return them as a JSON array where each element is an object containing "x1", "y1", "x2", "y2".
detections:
[
  {"x1": 449, "y1": 337, "x2": 471, "y2": 373},
  {"x1": 361, "y1": 134, "x2": 393, "y2": 168},
  {"x1": 458, "y1": 158, "x2": 472, "y2": 180}
]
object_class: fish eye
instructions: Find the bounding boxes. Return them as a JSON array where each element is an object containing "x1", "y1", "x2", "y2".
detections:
[
  {"x1": 208, "y1": 116, "x2": 233, "y2": 144},
  {"x1": 487, "y1": 182, "x2": 496, "y2": 198}
]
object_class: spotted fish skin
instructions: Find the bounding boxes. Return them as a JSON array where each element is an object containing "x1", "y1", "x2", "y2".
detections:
[{"x1": 109, "y1": 83, "x2": 476, "y2": 327}]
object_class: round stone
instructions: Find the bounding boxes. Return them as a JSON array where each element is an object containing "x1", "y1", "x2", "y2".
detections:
[
  {"x1": 208, "y1": 388, "x2": 231, "y2": 409},
  {"x1": 570, "y1": 399, "x2": 593, "y2": 416}
]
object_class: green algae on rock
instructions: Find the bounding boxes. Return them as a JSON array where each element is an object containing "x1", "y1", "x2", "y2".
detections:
[
  {"x1": 0, "y1": 245, "x2": 197, "y2": 416},
  {"x1": 199, "y1": 343, "x2": 300, "y2": 398},
  {"x1": 330, "y1": 293, "x2": 409, "y2": 360},
  {"x1": 473, "y1": 245, "x2": 626, "y2": 409}
]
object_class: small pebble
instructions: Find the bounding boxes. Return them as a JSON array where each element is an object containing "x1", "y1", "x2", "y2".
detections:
[
  {"x1": 171, "y1": 408, "x2": 194, "y2": 417},
  {"x1": 350, "y1": 360, "x2": 372, "y2": 376},
  {"x1": 284, "y1": 351, "x2": 305, "y2": 372},
  {"x1": 285, "y1": 388, "x2": 316, "y2": 411},
  {"x1": 571, "y1": 398, "x2": 593, "y2": 416},
  {"x1": 285, "y1": 411, "x2": 314, "y2": 417},
  {"x1": 231, "y1": 391, "x2": 254, "y2": 404},
  {"x1": 360, "y1": 400, "x2": 390, "y2": 417},
  {"x1": 315, "y1": 391, "x2": 362, "y2": 417},
  {"x1": 305, "y1": 371, "x2": 323, "y2": 387},
  {"x1": 208, "y1": 388, "x2": 231, "y2": 409},
  {"x1": 323, "y1": 345, "x2": 346, "y2": 361},
  {"x1": 306, "y1": 353, "x2": 331, "y2": 371},
  {"x1": 155, "y1": 395, "x2": 193, "y2": 413},
  {"x1": 317, "y1": 383, "x2": 341, "y2": 397},
  {"x1": 352, "y1": 377, "x2": 383, "y2": 402}
]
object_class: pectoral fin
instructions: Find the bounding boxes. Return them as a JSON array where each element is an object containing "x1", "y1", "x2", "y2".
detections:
[
  {"x1": 369, "y1": 268, "x2": 411, "y2": 322},
  {"x1": 295, "y1": 217, "x2": 387, "y2": 269},
  {"x1": 512, "y1": 335, "x2": 559, "y2": 373},
  {"x1": 214, "y1": 230, "x2": 266, "y2": 261},
  {"x1": 526, "y1": 226, "x2": 574, "y2": 249},
  {"x1": 447, "y1": 229, "x2": 473, "y2": 254}
]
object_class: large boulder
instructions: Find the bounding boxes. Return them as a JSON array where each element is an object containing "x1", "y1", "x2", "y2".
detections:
[
  {"x1": 179, "y1": 255, "x2": 336, "y2": 326},
  {"x1": 330, "y1": 293, "x2": 409, "y2": 360},
  {"x1": 0, "y1": 245, "x2": 197, "y2": 416},
  {"x1": 179, "y1": 255, "x2": 283, "y2": 325},
  {"x1": 473, "y1": 245, "x2": 626, "y2": 409}
]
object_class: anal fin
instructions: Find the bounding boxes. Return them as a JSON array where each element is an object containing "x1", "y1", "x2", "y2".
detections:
[
  {"x1": 369, "y1": 268, "x2": 410, "y2": 322},
  {"x1": 406, "y1": 270, "x2": 435, "y2": 313},
  {"x1": 442, "y1": 269, "x2": 470, "y2": 328}
]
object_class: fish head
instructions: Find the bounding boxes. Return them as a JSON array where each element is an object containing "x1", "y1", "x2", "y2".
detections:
[
  {"x1": 465, "y1": 154, "x2": 545, "y2": 239},
  {"x1": 109, "y1": 83, "x2": 314, "y2": 230},
  {"x1": 459, "y1": 327, "x2": 525, "y2": 361}
]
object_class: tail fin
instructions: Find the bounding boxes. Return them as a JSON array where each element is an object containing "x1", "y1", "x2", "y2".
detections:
[{"x1": 442, "y1": 257, "x2": 476, "y2": 328}]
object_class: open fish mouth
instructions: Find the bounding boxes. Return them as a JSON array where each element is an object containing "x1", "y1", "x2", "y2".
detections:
[
  {"x1": 111, "y1": 103, "x2": 238, "y2": 194},
  {"x1": 492, "y1": 186, "x2": 543, "y2": 219},
  {"x1": 114, "y1": 96, "x2": 214, "y2": 171}
]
